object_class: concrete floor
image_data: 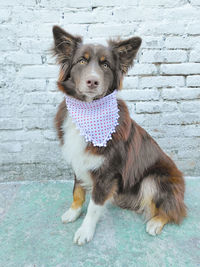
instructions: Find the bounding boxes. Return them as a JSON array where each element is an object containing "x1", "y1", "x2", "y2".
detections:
[{"x1": 0, "y1": 178, "x2": 200, "y2": 267}]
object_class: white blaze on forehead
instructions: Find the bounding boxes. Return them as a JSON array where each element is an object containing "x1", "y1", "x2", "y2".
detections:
[{"x1": 88, "y1": 61, "x2": 101, "y2": 78}]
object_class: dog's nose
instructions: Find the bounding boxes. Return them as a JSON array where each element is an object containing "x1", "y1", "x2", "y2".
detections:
[{"x1": 86, "y1": 77, "x2": 99, "y2": 89}]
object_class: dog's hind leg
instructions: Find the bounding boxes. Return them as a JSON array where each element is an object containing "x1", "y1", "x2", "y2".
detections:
[
  {"x1": 146, "y1": 214, "x2": 169, "y2": 236},
  {"x1": 62, "y1": 180, "x2": 86, "y2": 223},
  {"x1": 138, "y1": 177, "x2": 169, "y2": 235},
  {"x1": 139, "y1": 173, "x2": 186, "y2": 236}
]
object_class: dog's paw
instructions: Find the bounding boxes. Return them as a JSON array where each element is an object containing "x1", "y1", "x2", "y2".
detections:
[
  {"x1": 61, "y1": 207, "x2": 81, "y2": 224},
  {"x1": 73, "y1": 223, "x2": 95, "y2": 245},
  {"x1": 146, "y1": 217, "x2": 164, "y2": 236}
]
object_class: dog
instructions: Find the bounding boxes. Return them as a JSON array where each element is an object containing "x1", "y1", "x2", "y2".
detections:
[{"x1": 52, "y1": 25, "x2": 186, "y2": 245}]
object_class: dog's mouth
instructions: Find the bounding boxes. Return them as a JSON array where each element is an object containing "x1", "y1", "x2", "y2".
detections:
[
  {"x1": 85, "y1": 92, "x2": 107, "y2": 102},
  {"x1": 77, "y1": 88, "x2": 104, "y2": 102},
  {"x1": 84, "y1": 94, "x2": 98, "y2": 102}
]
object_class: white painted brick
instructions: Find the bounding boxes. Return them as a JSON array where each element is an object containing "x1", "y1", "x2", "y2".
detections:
[
  {"x1": 0, "y1": 0, "x2": 35, "y2": 6},
  {"x1": 23, "y1": 118, "x2": 53, "y2": 130},
  {"x1": 18, "y1": 65, "x2": 59, "y2": 79},
  {"x1": 160, "y1": 63, "x2": 200, "y2": 75},
  {"x1": 156, "y1": 137, "x2": 198, "y2": 150},
  {"x1": 0, "y1": 143, "x2": 22, "y2": 153},
  {"x1": 162, "y1": 113, "x2": 200, "y2": 125},
  {"x1": 179, "y1": 101, "x2": 200, "y2": 113},
  {"x1": 13, "y1": 8, "x2": 61, "y2": 23},
  {"x1": 0, "y1": 130, "x2": 44, "y2": 142},
  {"x1": 165, "y1": 36, "x2": 195, "y2": 49},
  {"x1": 164, "y1": 5, "x2": 200, "y2": 20},
  {"x1": 187, "y1": 75, "x2": 200, "y2": 87},
  {"x1": 5, "y1": 52, "x2": 42, "y2": 65},
  {"x1": 128, "y1": 64, "x2": 157, "y2": 76},
  {"x1": 162, "y1": 88, "x2": 200, "y2": 100},
  {"x1": 16, "y1": 79, "x2": 57, "y2": 92},
  {"x1": 45, "y1": 80, "x2": 59, "y2": 92},
  {"x1": 187, "y1": 21, "x2": 200, "y2": 35},
  {"x1": 61, "y1": 11, "x2": 97, "y2": 24},
  {"x1": 32, "y1": 0, "x2": 89, "y2": 9},
  {"x1": 92, "y1": 0, "x2": 138, "y2": 6},
  {"x1": 19, "y1": 142, "x2": 61, "y2": 164},
  {"x1": 19, "y1": 104, "x2": 56, "y2": 118},
  {"x1": 0, "y1": 39, "x2": 17, "y2": 51},
  {"x1": 130, "y1": 6, "x2": 199, "y2": 22},
  {"x1": 189, "y1": 50, "x2": 200, "y2": 62},
  {"x1": 182, "y1": 125, "x2": 200, "y2": 137},
  {"x1": 15, "y1": 23, "x2": 87, "y2": 38},
  {"x1": 132, "y1": 114, "x2": 161, "y2": 127},
  {"x1": 88, "y1": 23, "x2": 138, "y2": 38},
  {"x1": 113, "y1": 7, "x2": 164, "y2": 22},
  {"x1": 123, "y1": 77, "x2": 139, "y2": 89},
  {"x1": 147, "y1": 125, "x2": 184, "y2": 138},
  {"x1": 0, "y1": 9, "x2": 11, "y2": 23},
  {"x1": 23, "y1": 92, "x2": 62, "y2": 105},
  {"x1": 17, "y1": 38, "x2": 52, "y2": 53},
  {"x1": 0, "y1": 119, "x2": 23, "y2": 130},
  {"x1": 44, "y1": 0, "x2": 92, "y2": 8},
  {"x1": 0, "y1": 106, "x2": 20, "y2": 118},
  {"x1": 139, "y1": 21, "x2": 187, "y2": 35},
  {"x1": 118, "y1": 89, "x2": 160, "y2": 101},
  {"x1": 142, "y1": 36, "x2": 165, "y2": 49},
  {"x1": 177, "y1": 159, "x2": 198, "y2": 175},
  {"x1": 190, "y1": 0, "x2": 200, "y2": 5},
  {"x1": 63, "y1": 9, "x2": 113, "y2": 24},
  {"x1": 43, "y1": 130, "x2": 57, "y2": 141},
  {"x1": 136, "y1": 102, "x2": 177, "y2": 113},
  {"x1": 140, "y1": 76, "x2": 185, "y2": 88},
  {"x1": 139, "y1": 0, "x2": 187, "y2": 6},
  {"x1": 140, "y1": 50, "x2": 187, "y2": 63},
  {"x1": 14, "y1": 24, "x2": 51, "y2": 38},
  {"x1": 176, "y1": 148, "x2": 200, "y2": 159},
  {"x1": 0, "y1": 25, "x2": 15, "y2": 38}
]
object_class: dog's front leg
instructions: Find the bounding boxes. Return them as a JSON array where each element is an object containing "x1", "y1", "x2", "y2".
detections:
[
  {"x1": 62, "y1": 179, "x2": 86, "y2": 223},
  {"x1": 74, "y1": 178, "x2": 117, "y2": 245},
  {"x1": 73, "y1": 197, "x2": 104, "y2": 245}
]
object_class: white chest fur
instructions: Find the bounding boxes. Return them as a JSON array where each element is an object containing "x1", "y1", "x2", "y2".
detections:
[{"x1": 62, "y1": 116, "x2": 104, "y2": 188}]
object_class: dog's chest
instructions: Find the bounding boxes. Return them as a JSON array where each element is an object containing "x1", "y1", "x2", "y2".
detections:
[{"x1": 62, "y1": 115, "x2": 104, "y2": 188}]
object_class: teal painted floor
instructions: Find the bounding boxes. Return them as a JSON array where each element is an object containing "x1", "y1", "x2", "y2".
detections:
[{"x1": 0, "y1": 179, "x2": 200, "y2": 267}]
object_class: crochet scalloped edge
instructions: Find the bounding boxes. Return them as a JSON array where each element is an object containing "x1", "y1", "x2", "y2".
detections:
[{"x1": 67, "y1": 108, "x2": 120, "y2": 147}]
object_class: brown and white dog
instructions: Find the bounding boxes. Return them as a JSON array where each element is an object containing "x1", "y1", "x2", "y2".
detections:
[{"x1": 52, "y1": 26, "x2": 186, "y2": 245}]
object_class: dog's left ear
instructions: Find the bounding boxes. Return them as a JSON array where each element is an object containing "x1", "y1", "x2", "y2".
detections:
[
  {"x1": 109, "y1": 37, "x2": 142, "y2": 74},
  {"x1": 52, "y1": 25, "x2": 82, "y2": 65},
  {"x1": 52, "y1": 25, "x2": 82, "y2": 82}
]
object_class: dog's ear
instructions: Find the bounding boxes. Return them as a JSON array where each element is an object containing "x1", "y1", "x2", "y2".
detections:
[
  {"x1": 52, "y1": 25, "x2": 82, "y2": 65},
  {"x1": 109, "y1": 37, "x2": 142, "y2": 74}
]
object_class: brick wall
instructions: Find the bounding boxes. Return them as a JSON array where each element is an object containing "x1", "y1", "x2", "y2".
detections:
[{"x1": 1, "y1": 0, "x2": 200, "y2": 181}]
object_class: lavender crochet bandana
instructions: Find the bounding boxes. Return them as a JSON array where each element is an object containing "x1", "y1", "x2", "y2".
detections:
[{"x1": 65, "y1": 90, "x2": 119, "y2": 147}]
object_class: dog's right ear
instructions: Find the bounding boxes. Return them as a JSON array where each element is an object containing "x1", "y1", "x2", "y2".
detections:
[
  {"x1": 109, "y1": 36, "x2": 142, "y2": 74},
  {"x1": 52, "y1": 25, "x2": 82, "y2": 65}
]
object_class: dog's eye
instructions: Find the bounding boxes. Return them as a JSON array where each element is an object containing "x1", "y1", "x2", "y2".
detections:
[
  {"x1": 103, "y1": 62, "x2": 109, "y2": 69},
  {"x1": 79, "y1": 58, "x2": 87, "y2": 65}
]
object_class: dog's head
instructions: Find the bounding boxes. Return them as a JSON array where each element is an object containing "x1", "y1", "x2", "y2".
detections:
[{"x1": 52, "y1": 26, "x2": 142, "y2": 102}]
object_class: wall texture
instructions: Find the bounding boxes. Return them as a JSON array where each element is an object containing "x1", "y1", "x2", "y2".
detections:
[{"x1": 0, "y1": 0, "x2": 200, "y2": 182}]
